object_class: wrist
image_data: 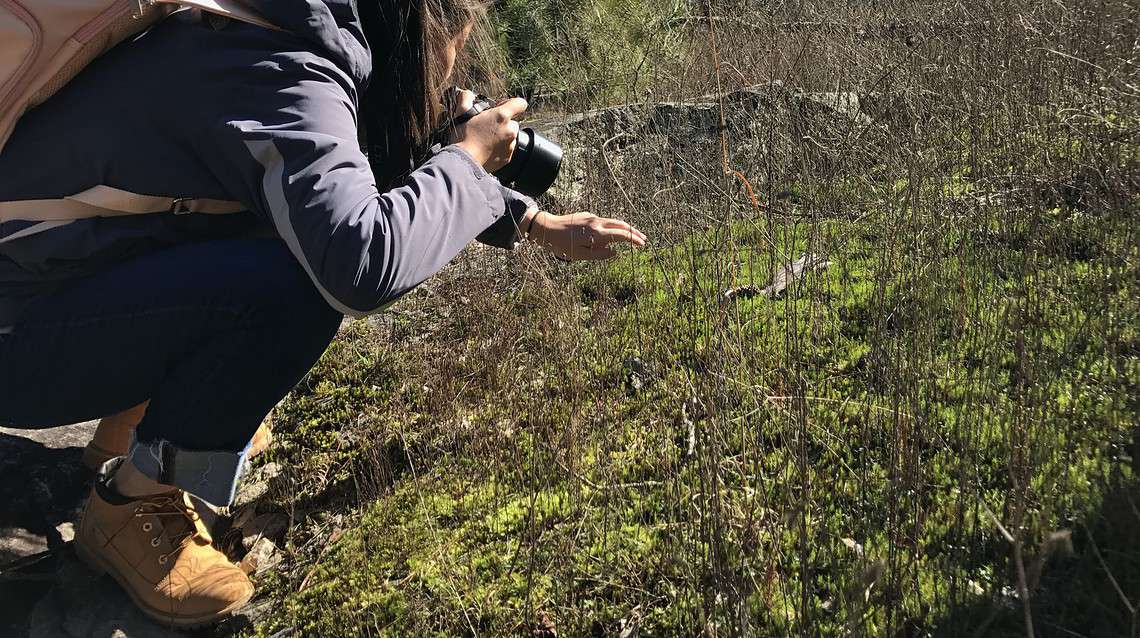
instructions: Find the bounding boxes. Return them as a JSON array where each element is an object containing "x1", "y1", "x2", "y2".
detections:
[
  {"x1": 531, "y1": 211, "x2": 561, "y2": 250},
  {"x1": 454, "y1": 140, "x2": 488, "y2": 168},
  {"x1": 522, "y1": 208, "x2": 541, "y2": 239}
]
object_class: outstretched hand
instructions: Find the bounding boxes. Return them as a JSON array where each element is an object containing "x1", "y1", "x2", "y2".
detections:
[{"x1": 528, "y1": 211, "x2": 647, "y2": 261}]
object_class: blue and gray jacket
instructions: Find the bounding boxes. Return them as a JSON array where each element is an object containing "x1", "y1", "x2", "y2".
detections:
[{"x1": 0, "y1": 0, "x2": 534, "y2": 330}]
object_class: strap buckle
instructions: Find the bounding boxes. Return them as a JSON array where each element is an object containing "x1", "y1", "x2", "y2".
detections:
[{"x1": 170, "y1": 198, "x2": 194, "y2": 215}]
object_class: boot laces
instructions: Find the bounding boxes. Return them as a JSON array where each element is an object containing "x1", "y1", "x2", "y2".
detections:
[{"x1": 133, "y1": 494, "x2": 207, "y2": 564}]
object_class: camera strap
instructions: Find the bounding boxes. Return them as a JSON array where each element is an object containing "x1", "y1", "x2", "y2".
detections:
[{"x1": 451, "y1": 95, "x2": 494, "y2": 127}]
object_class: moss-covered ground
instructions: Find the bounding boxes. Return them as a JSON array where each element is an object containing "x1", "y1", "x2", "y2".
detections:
[{"x1": 243, "y1": 177, "x2": 1138, "y2": 635}]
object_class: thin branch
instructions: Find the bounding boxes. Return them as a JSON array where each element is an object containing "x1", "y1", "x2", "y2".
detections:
[
  {"x1": 1081, "y1": 522, "x2": 1137, "y2": 616},
  {"x1": 983, "y1": 503, "x2": 1034, "y2": 638}
]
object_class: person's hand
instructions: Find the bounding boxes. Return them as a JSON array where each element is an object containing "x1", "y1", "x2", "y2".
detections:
[
  {"x1": 451, "y1": 89, "x2": 527, "y2": 172},
  {"x1": 528, "y1": 211, "x2": 647, "y2": 261}
]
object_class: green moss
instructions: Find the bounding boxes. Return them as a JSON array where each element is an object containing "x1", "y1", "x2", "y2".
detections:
[{"x1": 252, "y1": 189, "x2": 1137, "y2": 636}]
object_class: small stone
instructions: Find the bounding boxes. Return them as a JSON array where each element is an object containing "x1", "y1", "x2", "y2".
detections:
[
  {"x1": 241, "y1": 538, "x2": 282, "y2": 576},
  {"x1": 232, "y1": 503, "x2": 258, "y2": 532},
  {"x1": 55, "y1": 523, "x2": 75, "y2": 543},
  {"x1": 0, "y1": 526, "x2": 49, "y2": 560},
  {"x1": 242, "y1": 513, "x2": 289, "y2": 550},
  {"x1": 234, "y1": 462, "x2": 283, "y2": 509}
]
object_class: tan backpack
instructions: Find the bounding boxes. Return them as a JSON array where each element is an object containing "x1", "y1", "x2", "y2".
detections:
[{"x1": 0, "y1": 0, "x2": 275, "y2": 244}]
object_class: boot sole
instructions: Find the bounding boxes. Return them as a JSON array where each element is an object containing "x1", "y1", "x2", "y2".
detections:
[{"x1": 75, "y1": 539, "x2": 254, "y2": 629}]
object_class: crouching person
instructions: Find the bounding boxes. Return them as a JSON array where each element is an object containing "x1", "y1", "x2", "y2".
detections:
[{"x1": 0, "y1": 0, "x2": 645, "y2": 627}]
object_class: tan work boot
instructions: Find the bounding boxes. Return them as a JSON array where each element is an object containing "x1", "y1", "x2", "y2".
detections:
[
  {"x1": 83, "y1": 403, "x2": 274, "y2": 471},
  {"x1": 75, "y1": 484, "x2": 255, "y2": 628}
]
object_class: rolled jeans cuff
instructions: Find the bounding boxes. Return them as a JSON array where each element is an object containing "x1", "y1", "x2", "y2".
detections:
[{"x1": 125, "y1": 432, "x2": 250, "y2": 507}]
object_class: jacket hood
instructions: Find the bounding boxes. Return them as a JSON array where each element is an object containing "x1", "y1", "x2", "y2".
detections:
[{"x1": 247, "y1": 0, "x2": 372, "y2": 88}]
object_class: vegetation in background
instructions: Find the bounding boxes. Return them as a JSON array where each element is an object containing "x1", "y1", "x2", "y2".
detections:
[
  {"x1": 490, "y1": 0, "x2": 686, "y2": 107},
  {"x1": 234, "y1": 1, "x2": 1139, "y2": 636}
]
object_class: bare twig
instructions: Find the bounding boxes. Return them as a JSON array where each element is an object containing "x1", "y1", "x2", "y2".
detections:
[
  {"x1": 982, "y1": 503, "x2": 1035, "y2": 638},
  {"x1": 1081, "y1": 522, "x2": 1137, "y2": 617}
]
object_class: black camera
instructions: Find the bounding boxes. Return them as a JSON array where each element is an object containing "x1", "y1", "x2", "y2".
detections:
[{"x1": 453, "y1": 95, "x2": 563, "y2": 198}]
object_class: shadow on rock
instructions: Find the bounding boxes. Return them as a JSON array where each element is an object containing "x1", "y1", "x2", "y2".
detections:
[
  {"x1": 0, "y1": 429, "x2": 94, "y2": 637},
  {"x1": 0, "y1": 432, "x2": 92, "y2": 565}
]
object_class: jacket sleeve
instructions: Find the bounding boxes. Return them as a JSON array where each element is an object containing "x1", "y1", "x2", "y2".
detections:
[
  {"x1": 217, "y1": 66, "x2": 515, "y2": 317},
  {"x1": 476, "y1": 186, "x2": 537, "y2": 250}
]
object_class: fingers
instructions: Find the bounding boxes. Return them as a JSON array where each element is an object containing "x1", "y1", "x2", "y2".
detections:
[
  {"x1": 447, "y1": 88, "x2": 477, "y2": 117},
  {"x1": 598, "y1": 218, "x2": 647, "y2": 243},
  {"x1": 455, "y1": 89, "x2": 476, "y2": 116},
  {"x1": 591, "y1": 227, "x2": 647, "y2": 248},
  {"x1": 537, "y1": 212, "x2": 649, "y2": 262},
  {"x1": 494, "y1": 97, "x2": 530, "y2": 120}
]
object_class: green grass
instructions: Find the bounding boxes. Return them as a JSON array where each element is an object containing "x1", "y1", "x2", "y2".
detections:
[{"x1": 249, "y1": 192, "x2": 1138, "y2": 636}]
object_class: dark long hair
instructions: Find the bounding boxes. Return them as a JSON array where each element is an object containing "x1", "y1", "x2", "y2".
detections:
[{"x1": 358, "y1": 0, "x2": 494, "y2": 188}]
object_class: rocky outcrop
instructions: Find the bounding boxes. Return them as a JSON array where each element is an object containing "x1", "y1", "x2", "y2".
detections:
[
  {"x1": 530, "y1": 82, "x2": 886, "y2": 205},
  {"x1": 534, "y1": 82, "x2": 874, "y2": 140}
]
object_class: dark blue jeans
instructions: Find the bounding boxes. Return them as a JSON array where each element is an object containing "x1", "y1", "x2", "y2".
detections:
[{"x1": 0, "y1": 239, "x2": 343, "y2": 505}]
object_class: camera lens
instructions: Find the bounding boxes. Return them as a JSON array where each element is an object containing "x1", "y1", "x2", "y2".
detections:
[
  {"x1": 448, "y1": 92, "x2": 564, "y2": 197},
  {"x1": 494, "y1": 128, "x2": 563, "y2": 197}
]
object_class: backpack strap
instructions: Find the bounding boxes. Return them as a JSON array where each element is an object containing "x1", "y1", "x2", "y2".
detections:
[
  {"x1": 0, "y1": 185, "x2": 246, "y2": 223},
  {"x1": 0, "y1": 187, "x2": 247, "y2": 245},
  {"x1": 162, "y1": 0, "x2": 281, "y2": 32}
]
